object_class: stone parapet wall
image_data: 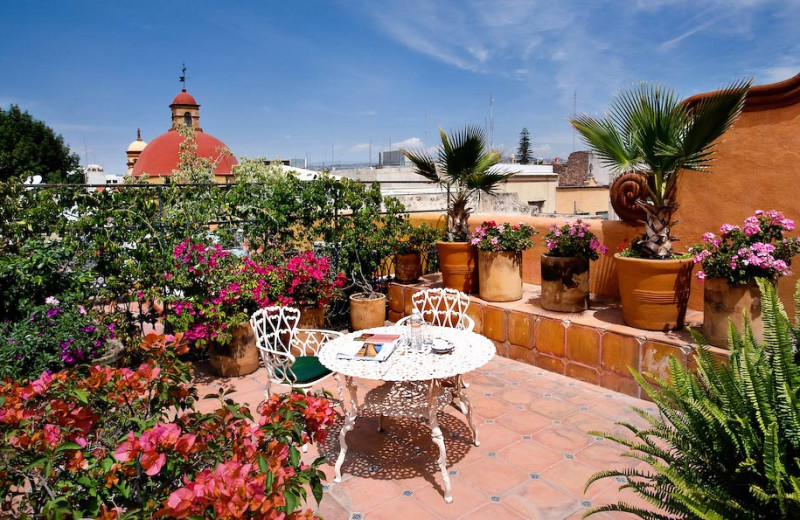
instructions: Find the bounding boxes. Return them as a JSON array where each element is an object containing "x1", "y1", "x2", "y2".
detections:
[{"x1": 388, "y1": 275, "x2": 731, "y2": 399}]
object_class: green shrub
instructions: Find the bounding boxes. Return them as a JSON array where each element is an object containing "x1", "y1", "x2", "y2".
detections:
[{"x1": 586, "y1": 279, "x2": 800, "y2": 519}]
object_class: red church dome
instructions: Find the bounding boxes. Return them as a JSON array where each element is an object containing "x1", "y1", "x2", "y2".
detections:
[
  {"x1": 172, "y1": 89, "x2": 198, "y2": 105},
  {"x1": 131, "y1": 130, "x2": 238, "y2": 178}
]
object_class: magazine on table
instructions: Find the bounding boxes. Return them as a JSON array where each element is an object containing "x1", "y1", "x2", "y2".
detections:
[{"x1": 336, "y1": 333, "x2": 401, "y2": 362}]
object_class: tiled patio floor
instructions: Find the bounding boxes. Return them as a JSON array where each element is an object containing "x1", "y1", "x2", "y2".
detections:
[{"x1": 195, "y1": 355, "x2": 653, "y2": 520}]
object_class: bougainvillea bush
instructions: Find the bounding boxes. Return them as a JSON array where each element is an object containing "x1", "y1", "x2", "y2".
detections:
[
  {"x1": 167, "y1": 240, "x2": 345, "y2": 348},
  {"x1": 544, "y1": 219, "x2": 608, "y2": 260},
  {"x1": 0, "y1": 296, "x2": 115, "y2": 381},
  {"x1": 0, "y1": 333, "x2": 334, "y2": 519},
  {"x1": 690, "y1": 210, "x2": 800, "y2": 284}
]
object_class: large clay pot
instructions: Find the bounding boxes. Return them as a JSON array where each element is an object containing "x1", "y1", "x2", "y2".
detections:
[
  {"x1": 437, "y1": 241, "x2": 478, "y2": 294},
  {"x1": 615, "y1": 254, "x2": 694, "y2": 331},
  {"x1": 703, "y1": 278, "x2": 769, "y2": 349},
  {"x1": 478, "y1": 250, "x2": 523, "y2": 302},
  {"x1": 349, "y1": 293, "x2": 387, "y2": 331},
  {"x1": 395, "y1": 252, "x2": 422, "y2": 284},
  {"x1": 540, "y1": 255, "x2": 590, "y2": 312},
  {"x1": 298, "y1": 306, "x2": 325, "y2": 329},
  {"x1": 209, "y1": 322, "x2": 260, "y2": 377}
]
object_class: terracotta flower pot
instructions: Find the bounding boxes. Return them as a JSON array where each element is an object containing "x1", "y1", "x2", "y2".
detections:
[
  {"x1": 349, "y1": 293, "x2": 387, "y2": 331},
  {"x1": 298, "y1": 306, "x2": 325, "y2": 329},
  {"x1": 540, "y1": 255, "x2": 590, "y2": 312},
  {"x1": 209, "y1": 322, "x2": 260, "y2": 377},
  {"x1": 395, "y1": 252, "x2": 422, "y2": 284},
  {"x1": 703, "y1": 278, "x2": 769, "y2": 349},
  {"x1": 437, "y1": 241, "x2": 478, "y2": 294},
  {"x1": 478, "y1": 250, "x2": 523, "y2": 302},
  {"x1": 615, "y1": 254, "x2": 694, "y2": 331}
]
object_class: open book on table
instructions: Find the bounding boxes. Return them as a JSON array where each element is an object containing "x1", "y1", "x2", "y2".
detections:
[{"x1": 336, "y1": 333, "x2": 401, "y2": 362}]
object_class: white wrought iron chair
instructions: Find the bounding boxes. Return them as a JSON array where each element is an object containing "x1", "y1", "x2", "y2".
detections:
[
  {"x1": 250, "y1": 306, "x2": 345, "y2": 412},
  {"x1": 395, "y1": 287, "x2": 475, "y2": 411},
  {"x1": 396, "y1": 287, "x2": 475, "y2": 332}
]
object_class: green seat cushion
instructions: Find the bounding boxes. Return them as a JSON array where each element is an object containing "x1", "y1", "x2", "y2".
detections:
[{"x1": 274, "y1": 356, "x2": 331, "y2": 385}]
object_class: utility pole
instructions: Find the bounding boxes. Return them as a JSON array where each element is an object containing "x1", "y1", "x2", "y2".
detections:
[
  {"x1": 573, "y1": 90, "x2": 577, "y2": 152},
  {"x1": 489, "y1": 95, "x2": 494, "y2": 148}
]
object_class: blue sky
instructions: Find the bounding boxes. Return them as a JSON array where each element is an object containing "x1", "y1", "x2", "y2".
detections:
[{"x1": 1, "y1": 0, "x2": 798, "y2": 174}]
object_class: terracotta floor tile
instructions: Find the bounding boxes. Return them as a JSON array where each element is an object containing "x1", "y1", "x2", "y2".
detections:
[
  {"x1": 313, "y1": 494, "x2": 350, "y2": 519},
  {"x1": 471, "y1": 422, "x2": 525, "y2": 453},
  {"x1": 459, "y1": 456, "x2": 530, "y2": 495},
  {"x1": 533, "y1": 426, "x2": 593, "y2": 454},
  {"x1": 363, "y1": 495, "x2": 438, "y2": 520},
  {"x1": 495, "y1": 368, "x2": 537, "y2": 383},
  {"x1": 459, "y1": 502, "x2": 530, "y2": 520},
  {"x1": 575, "y1": 442, "x2": 639, "y2": 473},
  {"x1": 503, "y1": 480, "x2": 580, "y2": 520},
  {"x1": 470, "y1": 396, "x2": 517, "y2": 420},
  {"x1": 528, "y1": 397, "x2": 580, "y2": 420},
  {"x1": 541, "y1": 459, "x2": 607, "y2": 498},
  {"x1": 496, "y1": 439, "x2": 564, "y2": 473},
  {"x1": 331, "y1": 476, "x2": 405, "y2": 512},
  {"x1": 495, "y1": 409, "x2": 552, "y2": 435},
  {"x1": 562, "y1": 411, "x2": 620, "y2": 436},
  {"x1": 413, "y1": 478, "x2": 489, "y2": 518},
  {"x1": 496, "y1": 386, "x2": 539, "y2": 406},
  {"x1": 553, "y1": 384, "x2": 605, "y2": 406}
]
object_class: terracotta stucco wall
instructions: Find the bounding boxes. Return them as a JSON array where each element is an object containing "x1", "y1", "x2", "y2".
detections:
[{"x1": 675, "y1": 98, "x2": 800, "y2": 309}]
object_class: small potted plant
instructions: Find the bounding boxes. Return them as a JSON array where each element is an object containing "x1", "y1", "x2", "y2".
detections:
[
  {"x1": 541, "y1": 220, "x2": 608, "y2": 312},
  {"x1": 403, "y1": 126, "x2": 513, "y2": 293},
  {"x1": 691, "y1": 209, "x2": 800, "y2": 348},
  {"x1": 570, "y1": 80, "x2": 750, "y2": 330},
  {"x1": 394, "y1": 223, "x2": 444, "y2": 284},
  {"x1": 470, "y1": 221, "x2": 537, "y2": 302}
]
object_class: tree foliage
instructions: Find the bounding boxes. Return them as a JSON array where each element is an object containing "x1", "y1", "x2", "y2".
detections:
[
  {"x1": 517, "y1": 127, "x2": 532, "y2": 165},
  {"x1": 0, "y1": 104, "x2": 81, "y2": 183},
  {"x1": 586, "y1": 279, "x2": 800, "y2": 519}
]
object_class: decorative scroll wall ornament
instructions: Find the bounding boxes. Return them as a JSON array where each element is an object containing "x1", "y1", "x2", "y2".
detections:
[{"x1": 609, "y1": 172, "x2": 648, "y2": 224}]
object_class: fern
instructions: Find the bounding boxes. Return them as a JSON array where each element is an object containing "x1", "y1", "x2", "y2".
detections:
[{"x1": 586, "y1": 279, "x2": 800, "y2": 519}]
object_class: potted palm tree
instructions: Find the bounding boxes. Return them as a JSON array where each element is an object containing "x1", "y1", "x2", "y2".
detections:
[
  {"x1": 570, "y1": 80, "x2": 750, "y2": 330},
  {"x1": 403, "y1": 126, "x2": 512, "y2": 293}
]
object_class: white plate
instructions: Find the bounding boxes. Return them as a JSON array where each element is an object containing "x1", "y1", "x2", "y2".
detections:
[{"x1": 429, "y1": 338, "x2": 454, "y2": 353}]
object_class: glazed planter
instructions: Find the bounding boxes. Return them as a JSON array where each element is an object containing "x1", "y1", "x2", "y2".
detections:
[
  {"x1": 615, "y1": 254, "x2": 694, "y2": 331},
  {"x1": 540, "y1": 255, "x2": 590, "y2": 312},
  {"x1": 437, "y1": 241, "x2": 478, "y2": 294},
  {"x1": 703, "y1": 278, "x2": 769, "y2": 349},
  {"x1": 395, "y1": 252, "x2": 422, "y2": 284},
  {"x1": 209, "y1": 322, "x2": 260, "y2": 377},
  {"x1": 349, "y1": 293, "x2": 387, "y2": 331},
  {"x1": 478, "y1": 250, "x2": 523, "y2": 302}
]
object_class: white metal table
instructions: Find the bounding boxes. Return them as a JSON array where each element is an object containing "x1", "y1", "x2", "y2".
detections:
[{"x1": 318, "y1": 325, "x2": 495, "y2": 503}]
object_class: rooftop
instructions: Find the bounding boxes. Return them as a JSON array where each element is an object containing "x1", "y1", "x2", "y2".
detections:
[{"x1": 196, "y1": 353, "x2": 651, "y2": 519}]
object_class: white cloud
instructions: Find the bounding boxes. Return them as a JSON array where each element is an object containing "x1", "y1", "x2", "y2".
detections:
[
  {"x1": 349, "y1": 142, "x2": 371, "y2": 152},
  {"x1": 393, "y1": 137, "x2": 425, "y2": 150},
  {"x1": 757, "y1": 65, "x2": 800, "y2": 84}
]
